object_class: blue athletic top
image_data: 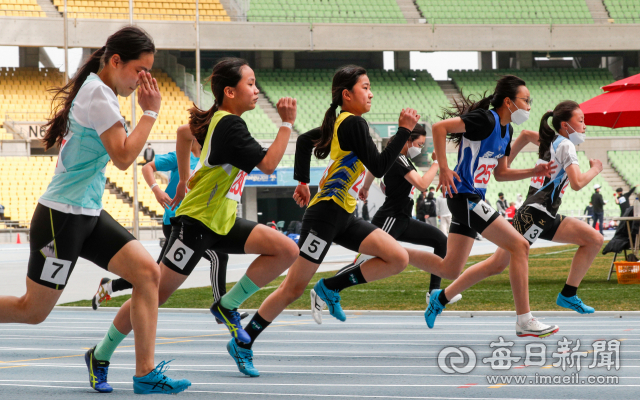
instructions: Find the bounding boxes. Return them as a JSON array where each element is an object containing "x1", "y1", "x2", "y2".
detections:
[
  {"x1": 153, "y1": 151, "x2": 200, "y2": 225},
  {"x1": 454, "y1": 110, "x2": 512, "y2": 200},
  {"x1": 39, "y1": 73, "x2": 127, "y2": 215}
]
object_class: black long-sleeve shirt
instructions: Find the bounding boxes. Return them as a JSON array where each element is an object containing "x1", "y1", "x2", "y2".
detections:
[
  {"x1": 618, "y1": 186, "x2": 636, "y2": 215},
  {"x1": 293, "y1": 115, "x2": 411, "y2": 183},
  {"x1": 591, "y1": 191, "x2": 605, "y2": 213}
]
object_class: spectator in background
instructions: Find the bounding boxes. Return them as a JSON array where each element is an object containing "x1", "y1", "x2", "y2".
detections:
[
  {"x1": 435, "y1": 191, "x2": 451, "y2": 235},
  {"x1": 615, "y1": 185, "x2": 638, "y2": 216},
  {"x1": 0, "y1": 203, "x2": 4, "y2": 220},
  {"x1": 591, "y1": 183, "x2": 606, "y2": 235},
  {"x1": 495, "y1": 192, "x2": 508, "y2": 217},
  {"x1": 428, "y1": 186, "x2": 435, "y2": 194},
  {"x1": 505, "y1": 202, "x2": 516, "y2": 221},
  {"x1": 424, "y1": 191, "x2": 437, "y2": 227},
  {"x1": 362, "y1": 199, "x2": 370, "y2": 222},
  {"x1": 515, "y1": 193, "x2": 524, "y2": 209},
  {"x1": 416, "y1": 192, "x2": 426, "y2": 222},
  {"x1": 141, "y1": 142, "x2": 155, "y2": 165},
  {"x1": 584, "y1": 201, "x2": 594, "y2": 225}
]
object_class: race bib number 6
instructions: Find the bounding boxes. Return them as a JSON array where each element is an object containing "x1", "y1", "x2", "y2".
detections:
[{"x1": 473, "y1": 157, "x2": 498, "y2": 189}]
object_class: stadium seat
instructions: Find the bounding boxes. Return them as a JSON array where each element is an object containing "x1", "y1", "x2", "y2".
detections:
[{"x1": 603, "y1": 0, "x2": 640, "y2": 24}]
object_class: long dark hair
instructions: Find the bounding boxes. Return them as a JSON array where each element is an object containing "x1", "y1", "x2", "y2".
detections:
[
  {"x1": 538, "y1": 100, "x2": 580, "y2": 158},
  {"x1": 441, "y1": 75, "x2": 526, "y2": 147},
  {"x1": 314, "y1": 65, "x2": 368, "y2": 159},
  {"x1": 189, "y1": 57, "x2": 248, "y2": 144},
  {"x1": 387, "y1": 122, "x2": 426, "y2": 148},
  {"x1": 42, "y1": 26, "x2": 155, "y2": 150}
]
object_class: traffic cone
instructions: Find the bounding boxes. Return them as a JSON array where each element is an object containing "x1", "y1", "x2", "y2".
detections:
[{"x1": 16, "y1": 233, "x2": 21, "y2": 244}]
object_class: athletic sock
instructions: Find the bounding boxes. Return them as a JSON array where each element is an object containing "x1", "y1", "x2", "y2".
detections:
[
  {"x1": 560, "y1": 284, "x2": 578, "y2": 298},
  {"x1": 111, "y1": 278, "x2": 133, "y2": 293},
  {"x1": 94, "y1": 323, "x2": 127, "y2": 361},
  {"x1": 237, "y1": 312, "x2": 271, "y2": 350},
  {"x1": 220, "y1": 274, "x2": 260, "y2": 310},
  {"x1": 429, "y1": 274, "x2": 442, "y2": 293},
  {"x1": 323, "y1": 266, "x2": 366, "y2": 291},
  {"x1": 517, "y1": 312, "x2": 533, "y2": 326},
  {"x1": 438, "y1": 289, "x2": 450, "y2": 306}
]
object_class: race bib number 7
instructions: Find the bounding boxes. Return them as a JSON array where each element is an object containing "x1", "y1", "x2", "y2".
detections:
[
  {"x1": 473, "y1": 157, "x2": 498, "y2": 189},
  {"x1": 226, "y1": 170, "x2": 247, "y2": 202}
]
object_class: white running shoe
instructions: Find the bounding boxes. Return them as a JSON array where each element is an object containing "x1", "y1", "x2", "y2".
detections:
[
  {"x1": 310, "y1": 289, "x2": 326, "y2": 325},
  {"x1": 516, "y1": 317, "x2": 559, "y2": 338},
  {"x1": 426, "y1": 291, "x2": 462, "y2": 306},
  {"x1": 92, "y1": 278, "x2": 113, "y2": 310}
]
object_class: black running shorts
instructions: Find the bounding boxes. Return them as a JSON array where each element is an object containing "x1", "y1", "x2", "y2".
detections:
[
  {"x1": 298, "y1": 200, "x2": 377, "y2": 264},
  {"x1": 162, "y1": 216, "x2": 256, "y2": 276},
  {"x1": 27, "y1": 203, "x2": 135, "y2": 290},
  {"x1": 512, "y1": 205, "x2": 565, "y2": 245},
  {"x1": 447, "y1": 193, "x2": 500, "y2": 239},
  {"x1": 371, "y1": 213, "x2": 447, "y2": 258}
]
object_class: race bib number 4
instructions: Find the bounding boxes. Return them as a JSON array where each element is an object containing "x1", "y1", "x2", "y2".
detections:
[
  {"x1": 472, "y1": 199, "x2": 496, "y2": 222},
  {"x1": 473, "y1": 157, "x2": 498, "y2": 189},
  {"x1": 348, "y1": 170, "x2": 366, "y2": 199},
  {"x1": 226, "y1": 170, "x2": 247, "y2": 202}
]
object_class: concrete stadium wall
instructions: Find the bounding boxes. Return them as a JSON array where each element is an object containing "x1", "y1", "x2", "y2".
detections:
[{"x1": 2, "y1": 18, "x2": 640, "y2": 52}]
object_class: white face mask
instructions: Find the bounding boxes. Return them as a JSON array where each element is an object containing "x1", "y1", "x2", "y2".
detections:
[
  {"x1": 509, "y1": 102, "x2": 530, "y2": 125},
  {"x1": 407, "y1": 145, "x2": 421, "y2": 159},
  {"x1": 565, "y1": 122, "x2": 586, "y2": 145}
]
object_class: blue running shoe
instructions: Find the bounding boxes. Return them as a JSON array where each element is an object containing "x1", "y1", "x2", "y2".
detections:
[
  {"x1": 85, "y1": 345, "x2": 113, "y2": 393},
  {"x1": 313, "y1": 279, "x2": 346, "y2": 322},
  {"x1": 227, "y1": 338, "x2": 260, "y2": 377},
  {"x1": 210, "y1": 301, "x2": 251, "y2": 343},
  {"x1": 132, "y1": 360, "x2": 191, "y2": 394},
  {"x1": 556, "y1": 293, "x2": 595, "y2": 314},
  {"x1": 424, "y1": 289, "x2": 445, "y2": 329}
]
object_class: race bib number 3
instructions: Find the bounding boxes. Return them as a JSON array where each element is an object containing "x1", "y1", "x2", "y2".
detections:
[
  {"x1": 40, "y1": 257, "x2": 72, "y2": 285},
  {"x1": 348, "y1": 170, "x2": 366, "y2": 199},
  {"x1": 524, "y1": 223, "x2": 543, "y2": 244},
  {"x1": 165, "y1": 238, "x2": 195, "y2": 270},
  {"x1": 300, "y1": 233, "x2": 328, "y2": 261},
  {"x1": 472, "y1": 199, "x2": 496, "y2": 222},
  {"x1": 473, "y1": 157, "x2": 498, "y2": 189},
  {"x1": 226, "y1": 170, "x2": 247, "y2": 202}
]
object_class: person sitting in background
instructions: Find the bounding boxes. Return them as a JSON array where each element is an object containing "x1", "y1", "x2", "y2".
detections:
[
  {"x1": 515, "y1": 193, "x2": 524, "y2": 209},
  {"x1": 496, "y1": 192, "x2": 508, "y2": 217},
  {"x1": 505, "y1": 201, "x2": 516, "y2": 221},
  {"x1": 615, "y1": 185, "x2": 638, "y2": 216}
]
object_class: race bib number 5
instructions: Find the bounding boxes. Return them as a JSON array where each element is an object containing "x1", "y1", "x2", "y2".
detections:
[
  {"x1": 472, "y1": 199, "x2": 496, "y2": 222},
  {"x1": 300, "y1": 233, "x2": 328, "y2": 261},
  {"x1": 226, "y1": 170, "x2": 247, "y2": 202},
  {"x1": 473, "y1": 157, "x2": 498, "y2": 189},
  {"x1": 348, "y1": 170, "x2": 366, "y2": 199}
]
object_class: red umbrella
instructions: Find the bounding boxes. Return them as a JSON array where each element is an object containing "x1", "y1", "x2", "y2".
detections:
[
  {"x1": 602, "y1": 73, "x2": 640, "y2": 92},
  {"x1": 580, "y1": 87, "x2": 640, "y2": 129}
]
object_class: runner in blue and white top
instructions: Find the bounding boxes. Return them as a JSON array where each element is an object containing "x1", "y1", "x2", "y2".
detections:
[
  {"x1": 0, "y1": 26, "x2": 190, "y2": 394},
  {"x1": 447, "y1": 101, "x2": 604, "y2": 322},
  {"x1": 426, "y1": 75, "x2": 560, "y2": 339}
]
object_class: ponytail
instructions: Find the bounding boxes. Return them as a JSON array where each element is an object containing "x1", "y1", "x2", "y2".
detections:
[
  {"x1": 189, "y1": 57, "x2": 248, "y2": 144},
  {"x1": 314, "y1": 65, "x2": 367, "y2": 159},
  {"x1": 42, "y1": 27, "x2": 155, "y2": 150},
  {"x1": 440, "y1": 75, "x2": 526, "y2": 147},
  {"x1": 538, "y1": 100, "x2": 581, "y2": 159},
  {"x1": 538, "y1": 111, "x2": 555, "y2": 158}
]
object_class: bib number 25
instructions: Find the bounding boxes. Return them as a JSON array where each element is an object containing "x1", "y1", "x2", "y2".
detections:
[{"x1": 473, "y1": 158, "x2": 498, "y2": 189}]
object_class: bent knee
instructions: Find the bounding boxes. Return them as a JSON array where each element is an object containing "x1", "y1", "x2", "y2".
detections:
[
  {"x1": 387, "y1": 247, "x2": 409, "y2": 273},
  {"x1": 508, "y1": 237, "x2": 530, "y2": 256},
  {"x1": 129, "y1": 261, "x2": 161, "y2": 288}
]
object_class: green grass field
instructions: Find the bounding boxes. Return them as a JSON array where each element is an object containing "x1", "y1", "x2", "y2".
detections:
[{"x1": 62, "y1": 243, "x2": 639, "y2": 311}]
